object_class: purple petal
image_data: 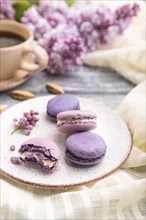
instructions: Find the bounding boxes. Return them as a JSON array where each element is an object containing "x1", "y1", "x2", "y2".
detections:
[{"x1": 10, "y1": 157, "x2": 21, "y2": 165}]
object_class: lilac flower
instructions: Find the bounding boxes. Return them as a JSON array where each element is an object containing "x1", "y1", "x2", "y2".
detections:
[
  {"x1": 12, "y1": 110, "x2": 39, "y2": 135},
  {"x1": 42, "y1": 11, "x2": 66, "y2": 28},
  {"x1": 38, "y1": 0, "x2": 69, "y2": 28},
  {"x1": 44, "y1": 25, "x2": 85, "y2": 74},
  {"x1": 95, "y1": 3, "x2": 139, "y2": 45},
  {"x1": 21, "y1": 5, "x2": 40, "y2": 25},
  {"x1": 115, "y1": 3, "x2": 140, "y2": 33},
  {"x1": 73, "y1": 11, "x2": 97, "y2": 51},
  {"x1": 21, "y1": 6, "x2": 51, "y2": 46},
  {"x1": 0, "y1": 0, "x2": 15, "y2": 20},
  {"x1": 21, "y1": 1, "x2": 140, "y2": 74},
  {"x1": 73, "y1": 3, "x2": 140, "y2": 51},
  {"x1": 39, "y1": 0, "x2": 69, "y2": 17}
]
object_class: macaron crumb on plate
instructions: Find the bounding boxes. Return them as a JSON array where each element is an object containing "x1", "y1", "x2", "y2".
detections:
[{"x1": 0, "y1": 96, "x2": 132, "y2": 188}]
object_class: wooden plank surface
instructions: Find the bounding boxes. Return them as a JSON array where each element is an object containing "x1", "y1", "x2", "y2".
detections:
[{"x1": 0, "y1": 65, "x2": 134, "y2": 109}]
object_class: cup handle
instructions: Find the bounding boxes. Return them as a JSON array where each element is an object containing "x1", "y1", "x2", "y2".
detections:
[{"x1": 19, "y1": 43, "x2": 49, "y2": 72}]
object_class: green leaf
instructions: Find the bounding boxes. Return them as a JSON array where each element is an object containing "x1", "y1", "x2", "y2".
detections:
[
  {"x1": 65, "y1": 0, "x2": 75, "y2": 7},
  {"x1": 13, "y1": 0, "x2": 31, "y2": 21},
  {"x1": 26, "y1": 0, "x2": 40, "y2": 5}
]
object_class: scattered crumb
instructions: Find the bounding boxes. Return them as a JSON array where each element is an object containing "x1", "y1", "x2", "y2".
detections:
[
  {"x1": 10, "y1": 157, "x2": 21, "y2": 165},
  {"x1": 10, "y1": 145, "x2": 16, "y2": 151}
]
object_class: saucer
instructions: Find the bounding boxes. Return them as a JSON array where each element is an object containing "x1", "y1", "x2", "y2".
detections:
[
  {"x1": 0, "y1": 55, "x2": 34, "y2": 92},
  {"x1": 0, "y1": 70, "x2": 32, "y2": 92}
]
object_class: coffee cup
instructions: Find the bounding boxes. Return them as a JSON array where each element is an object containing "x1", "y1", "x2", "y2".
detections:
[{"x1": 0, "y1": 20, "x2": 49, "y2": 80}]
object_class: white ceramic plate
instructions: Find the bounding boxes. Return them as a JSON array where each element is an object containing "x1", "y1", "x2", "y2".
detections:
[{"x1": 0, "y1": 96, "x2": 132, "y2": 188}]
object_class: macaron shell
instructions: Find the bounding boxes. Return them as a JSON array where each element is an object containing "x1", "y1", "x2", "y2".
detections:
[
  {"x1": 65, "y1": 150, "x2": 105, "y2": 165},
  {"x1": 57, "y1": 110, "x2": 97, "y2": 120},
  {"x1": 22, "y1": 137, "x2": 60, "y2": 159},
  {"x1": 66, "y1": 132, "x2": 107, "y2": 165},
  {"x1": 47, "y1": 111, "x2": 57, "y2": 122},
  {"x1": 46, "y1": 94, "x2": 80, "y2": 120},
  {"x1": 58, "y1": 123, "x2": 97, "y2": 133},
  {"x1": 57, "y1": 110, "x2": 97, "y2": 133}
]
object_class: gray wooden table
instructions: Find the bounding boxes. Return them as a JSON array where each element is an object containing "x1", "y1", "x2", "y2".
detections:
[{"x1": 0, "y1": 65, "x2": 134, "y2": 109}]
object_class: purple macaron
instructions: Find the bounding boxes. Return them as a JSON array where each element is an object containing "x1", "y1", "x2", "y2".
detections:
[
  {"x1": 18, "y1": 138, "x2": 60, "y2": 172},
  {"x1": 46, "y1": 94, "x2": 80, "y2": 121},
  {"x1": 65, "y1": 132, "x2": 107, "y2": 165},
  {"x1": 57, "y1": 110, "x2": 97, "y2": 133}
]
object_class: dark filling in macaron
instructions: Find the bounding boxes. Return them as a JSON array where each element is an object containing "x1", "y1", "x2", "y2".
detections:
[
  {"x1": 19, "y1": 144, "x2": 58, "y2": 172},
  {"x1": 66, "y1": 149, "x2": 105, "y2": 164}
]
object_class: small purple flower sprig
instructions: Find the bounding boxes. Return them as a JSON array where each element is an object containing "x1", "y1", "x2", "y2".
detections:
[{"x1": 12, "y1": 110, "x2": 39, "y2": 135}]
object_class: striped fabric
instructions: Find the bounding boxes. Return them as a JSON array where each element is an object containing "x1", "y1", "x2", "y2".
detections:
[
  {"x1": 1, "y1": 82, "x2": 145, "y2": 220},
  {"x1": 1, "y1": 172, "x2": 145, "y2": 219}
]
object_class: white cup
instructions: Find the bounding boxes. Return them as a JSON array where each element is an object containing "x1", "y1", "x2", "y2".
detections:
[{"x1": 0, "y1": 20, "x2": 49, "y2": 80}]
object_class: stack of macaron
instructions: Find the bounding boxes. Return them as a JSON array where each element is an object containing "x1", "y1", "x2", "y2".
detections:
[{"x1": 46, "y1": 94, "x2": 107, "y2": 166}]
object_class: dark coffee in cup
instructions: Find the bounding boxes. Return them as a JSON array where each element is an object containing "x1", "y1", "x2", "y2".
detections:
[{"x1": 0, "y1": 32, "x2": 25, "y2": 48}]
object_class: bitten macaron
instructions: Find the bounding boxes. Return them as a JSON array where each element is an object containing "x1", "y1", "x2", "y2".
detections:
[
  {"x1": 65, "y1": 132, "x2": 107, "y2": 165},
  {"x1": 57, "y1": 110, "x2": 97, "y2": 133},
  {"x1": 19, "y1": 137, "x2": 60, "y2": 172},
  {"x1": 46, "y1": 94, "x2": 80, "y2": 121}
]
